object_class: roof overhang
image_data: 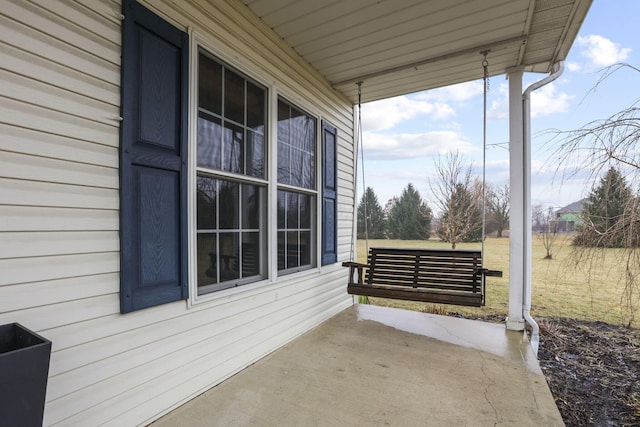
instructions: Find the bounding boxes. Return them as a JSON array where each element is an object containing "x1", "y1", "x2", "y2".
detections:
[{"x1": 242, "y1": 0, "x2": 592, "y2": 103}]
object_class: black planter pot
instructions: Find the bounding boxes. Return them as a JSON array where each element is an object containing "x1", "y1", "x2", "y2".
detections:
[{"x1": 0, "y1": 323, "x2": 52, "y2": 427}]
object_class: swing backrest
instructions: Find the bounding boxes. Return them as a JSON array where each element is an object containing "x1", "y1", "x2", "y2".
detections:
[{"x1": 346, "y1": 247, "x2": 502, "y2": 307}]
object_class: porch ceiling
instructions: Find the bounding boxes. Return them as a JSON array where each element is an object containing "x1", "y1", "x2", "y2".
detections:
[{"x1": 241, "y1": 0, "x2": 592, "y2": 103}]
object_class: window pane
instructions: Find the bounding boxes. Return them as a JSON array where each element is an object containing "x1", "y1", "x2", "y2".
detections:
[
  {"x1": 287, "y1": 192, "x2": 298, "y2": 228},
  {"x1": 224, "y1": 69, "x2": 244, "y2": 124},
  {"x1": 277, "y1": 231, "x2": 286, "y2": 271},
  {"x1": 197, "y1": 233, "x2": 218, "y2": 287},
  {"x1": 195, "y1": 49, "x2": 267, "y2": 293},
  {"x1": 246, "y1": 131, "x2": 264, "y2": 179},
  {"x1": 277, "y1": 98, "x2": 315, "y2": 190},
  {"x1": 242, "y1": 184, "x2": 260, "y2": 229},
  {"x1": 277, "y1": 190, "x2": 286, "y2": 229},
  {"x1": 301, "y1": 152, "x2": 315, "y2": 189},
  {"x1": 303, "y1": 116, "x2": 316, "y2": 153},
  {"x1": 242, "y1": 232, "x2": 260, "y2": 277},
  {"x1": 290, "y1": 109, "x2": 306, "y2": 147},
  {"x1": 290, "y1": 148, "x2": 302, "y2": 187},
  {"x1": 223, "y1": 122, "x2": 244, "y2": 174},
  {"x1": 197, "y1": 176, "x2": 217, "y2": 229},
  {"x1": 277, "y1": 141, "x2": 290, "y2": 184},
  {"x1": 299, "y1": 193, "x2": 310, "y2": 229},
  {"x1": 300, "y1": 231, "x2": 311, "y2": 266},
  {"x1": 219, "y1": 181, "x2": 239, "y2": 229},
  {"x1": 198, "y1": 53, "x2": 222, "y2": 115},
  {"x1": 247, "y1": 81, "x2": 265, "y2": 131},
  {"x1": 277, "y1": 100, "x2": 290, "y2": 126},
  {"x1": 286, "y1": 231, "x2": 299, "y2": 268},
  {"x1": 219, "y1": 233, "x2": 240, "y2": 282},
  {"x1": 197, "y1": 113, "x2": 222, "y2": 169}
]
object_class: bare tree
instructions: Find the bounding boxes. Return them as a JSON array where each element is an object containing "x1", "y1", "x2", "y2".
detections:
[
  {"x1": 486, "y1": 184, "x2": 510, "y2": 237},
  {"x1": 550, "y1": 63, "x2": 640, "y2": 326},
  {"x1": 537, "y1": 207, "x2": 558, "y2": 260},
  {"x1": 430, "y1": 152, "x2": 482, "y2": 249}
]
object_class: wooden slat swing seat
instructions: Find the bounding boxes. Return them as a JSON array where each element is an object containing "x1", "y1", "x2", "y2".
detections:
[
  {"x1": 343, "y1": 247, "x2": 502, "y2": 307},
  {"x1": 346, "y1": 54, "x2": 502, "y2": 307}
]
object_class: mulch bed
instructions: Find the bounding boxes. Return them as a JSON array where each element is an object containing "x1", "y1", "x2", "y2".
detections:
[{"x1": 537, "y1": 317, "x2": 640, "y2": 427}]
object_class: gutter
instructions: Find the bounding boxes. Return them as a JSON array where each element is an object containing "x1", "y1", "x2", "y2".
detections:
[{"x1": 521, "y1": 61, "x2": 565, "y2": 355}]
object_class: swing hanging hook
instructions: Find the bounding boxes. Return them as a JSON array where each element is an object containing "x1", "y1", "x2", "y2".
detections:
[{"x1": 481, "y1": 50, "x2": 490, "y2": 92}]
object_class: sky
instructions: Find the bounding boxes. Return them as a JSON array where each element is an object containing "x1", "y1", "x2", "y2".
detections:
[{"x1": 359, "y1": 0, "x2": 640, "y2": 214}]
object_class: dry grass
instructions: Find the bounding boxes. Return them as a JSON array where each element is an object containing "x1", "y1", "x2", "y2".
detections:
[{"x1": 355, "y1": 236, "x2": 640, "y2": 327}]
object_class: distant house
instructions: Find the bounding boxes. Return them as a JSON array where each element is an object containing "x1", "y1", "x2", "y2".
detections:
[{"x1": 554, "y1": 199, "x2": 588, "y2": 232}]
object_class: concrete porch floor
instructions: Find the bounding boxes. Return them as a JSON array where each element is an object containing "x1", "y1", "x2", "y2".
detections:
[{"x1": 154, "y1": 305, "x2": 564, "y2": 426}]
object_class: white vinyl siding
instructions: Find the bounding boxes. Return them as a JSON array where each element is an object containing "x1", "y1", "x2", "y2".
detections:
[{"x1": 0, "y1": 0, "x2": 354, "y2": 425}]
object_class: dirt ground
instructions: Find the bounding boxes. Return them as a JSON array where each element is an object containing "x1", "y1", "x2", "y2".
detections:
[{"x1": 536, "y1": 317, "x2": 640, "y2": 427}]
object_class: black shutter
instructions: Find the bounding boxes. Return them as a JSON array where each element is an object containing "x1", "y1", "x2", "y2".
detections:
[
  {"x1": 120, "y1": 0, "x2": 188, "y2": 313},
  {"x1": 321, "y1": 122, "x2": 338, "y2": 265}
]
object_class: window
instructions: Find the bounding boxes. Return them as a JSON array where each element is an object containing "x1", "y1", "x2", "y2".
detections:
[
  {"x1": 196, "y1": 50, "x2": 267, "y2": 294},
  {"x1": 277, "y1": 99, "x2": 317, "y2": 273},
  {"x1": 121, "y1": 1, "x2": 336, "y2": 310}
]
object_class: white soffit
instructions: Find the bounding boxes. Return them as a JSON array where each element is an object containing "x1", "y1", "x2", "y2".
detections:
[{"x1": 242, "y1": 0, "x2": 592, "y2": 103}]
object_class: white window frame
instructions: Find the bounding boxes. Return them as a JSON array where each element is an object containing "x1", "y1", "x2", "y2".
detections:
[{"x1": 187, "y1": 32, "x2": 324, "y2": 307}]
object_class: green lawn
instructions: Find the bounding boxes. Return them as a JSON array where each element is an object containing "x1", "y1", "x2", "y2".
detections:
[{"x1": 354, "y1": 236, "x2": 639, "y2": 327}]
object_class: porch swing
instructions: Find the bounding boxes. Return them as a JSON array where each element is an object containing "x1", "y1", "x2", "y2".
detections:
[{"x1": 343, "y1": 52, "x2": 502, "y2": 307}]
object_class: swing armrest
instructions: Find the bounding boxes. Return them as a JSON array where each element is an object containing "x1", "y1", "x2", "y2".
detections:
[
  {"x1": 342, "y1": 261, "x2": 368, "y2": 285},
  {"x1": 477, "y1": 268, "x2": 503, "y2": 278}
]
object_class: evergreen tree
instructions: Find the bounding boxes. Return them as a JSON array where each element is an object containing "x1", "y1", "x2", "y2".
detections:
[
  {"x1": 386, "y1": 183, "x2": 432, "y2": 240},
  {"x1": 357, "y1": 187, "x2": 387, "y2": 239},
  {"x1": 574, "y1": 167, "x2": 633, "y2": 247}
]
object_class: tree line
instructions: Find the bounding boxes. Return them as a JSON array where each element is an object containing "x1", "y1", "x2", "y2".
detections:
[{"x1": 358, "y1": 161, "x2": 637, "y2": 252}]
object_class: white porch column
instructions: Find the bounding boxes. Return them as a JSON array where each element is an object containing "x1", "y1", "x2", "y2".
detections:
[{"x1": 507, "y1": 68, "x2": 525, "y2": 331}]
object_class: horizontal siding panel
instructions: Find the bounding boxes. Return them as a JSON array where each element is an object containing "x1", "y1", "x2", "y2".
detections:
[
  {"x1": 46, "y1": 288, "x2": 349, "y2": 425},
  {"x1": 4, "y1": 0, "x2": 120, "y2": 65},
  {"x1": 0, "y1": 294, "x2": 119, "y2": 338},
  {"x1": 0, "y1": 178, "x2": 119, "y2": 209},
  {"x1": 1, "y1": 41, "x2": 119, "y2": 106},
  {"x1": 68, "y1": 0, "x2": 123, "y2": 26},
  {"x1": 0, "y1": 273, "x2": 118, "y2": 314},
  {"x1": 0, "y1": 13, "x2": 120, "y2": 86},
  {"x1": 29, "y1": 0, "x2": 121, "y2": 44},
  {"x1": 1, "y1": 69, "x2": 119, "y2": 126},
  {"x1": 48, "y1": 271, "x2": 348, "y2": 377},
  {"x1": 0, "y1": 124, "x2": 118, "y2": 168},
  {"x1": 45, "y1": 267, "x2": 342, "y2": 352},
  {"x1": 0, "y1": 252, "x2": 119, "y2": 287},
  {"x1": 0, "y1": 231, "x2": 119, "y2": 259},
  {"x1": 102, "y1": 298, "x2": 350, "y2": 426},
  {"x1": 0, "y1": 206, "x2": 118, "y2": 232},
  {"x1": 0, "y1": 97, "x2": 118, "y2": 147},
  {"x1": 0, "y1": 150, "x2": 118, "y2": 189}
]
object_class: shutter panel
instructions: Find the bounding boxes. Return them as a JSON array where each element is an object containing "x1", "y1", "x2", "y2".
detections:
[
  {"x1": 321, "y1": 122, "x2": 338, "y2": 265},
  {"x1": 120, "y1": 0, "x2": 188, "y2": 313}
]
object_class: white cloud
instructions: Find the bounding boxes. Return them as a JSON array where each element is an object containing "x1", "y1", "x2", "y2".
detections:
[
  {"x1": 566, "y1": 62, "x2": 582, "y2": 72},
  {"x1": 487, "y1": 83, "x2": 509, "y2": 119},
  {"x1": 530, "y1": 83, "x2": 573, "y2": 117},
  {"x1": 577, "y1": 34, "x2": 631, "y2": 68},
  {"x1": 416, "y1": 81, "x2": 484, "y2": 103},
  {"x1": 362, "y1": 130, "x2": 477, "y2": 160},
  {"x1": 361, "y1": 95, "x2": 455, "y2": 132},
  {"x1": 487, "y1": 82, "x2": 572, "y2": 119}
]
